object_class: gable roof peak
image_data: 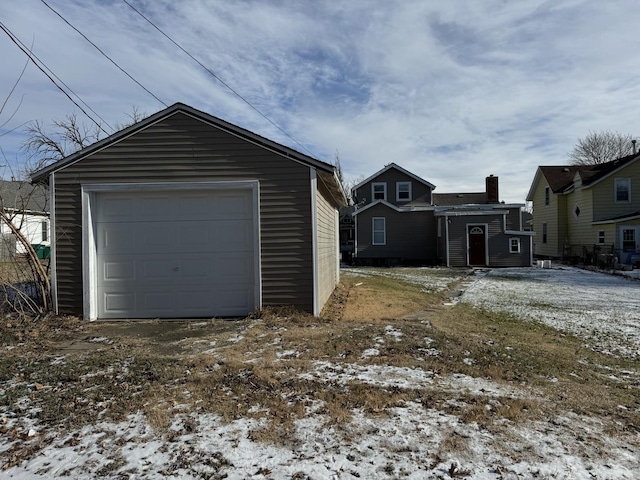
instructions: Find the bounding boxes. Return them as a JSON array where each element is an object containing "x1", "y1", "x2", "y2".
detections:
[{"x1": 352, "y1": 163, "x2": 436, "y2": 192}]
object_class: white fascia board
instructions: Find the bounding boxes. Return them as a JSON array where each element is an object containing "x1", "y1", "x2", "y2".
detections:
[
  {"x1": 351, "y1": 163, "x2": 436, "y2": 192},
  {"x1": 593, "y1": 213, "x2": 640, "y2": 225},
  {"x1": 505, "y1": 230, "x2": 536, "y2": 236},
  {"x1": 582, "y1": 154, "x2": 640, "y2": 189},
  {"x1": 49, "y1": 172, "x2": 58, "y2": 314},
  {"x1": 353, "y1": 199, "x2": 401, "y2": 214},
  {"x1": 435, "y1": 210, "x2": 509, "y2": 217},
  {"x1": 310, "y1": 169, "x2": 319, "y2": 316},
  {"x1": 352, "y1": 199, "x2": 434, "y2": 215},
  {"x1": 525, "y1": 168, "x2": 543, "y2": 202}
]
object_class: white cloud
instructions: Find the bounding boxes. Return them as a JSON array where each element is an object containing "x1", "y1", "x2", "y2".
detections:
[{"x1": 1, "y1": 0, "x2": 640, "y2": 201}]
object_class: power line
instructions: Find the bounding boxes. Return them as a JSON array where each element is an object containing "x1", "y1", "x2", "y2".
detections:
[
  {"x1": 121, "y1": 0, "x2": 314, "y2": 157},
  {"x1": 39, "y1": 0, "x2": 168, "y2": 108},
  {"x1": 1, "y1": 27, "x2": 113, "y2": 132},
  {"x1": 0, "y1": 21, "x2": 110, "y2": 137}
]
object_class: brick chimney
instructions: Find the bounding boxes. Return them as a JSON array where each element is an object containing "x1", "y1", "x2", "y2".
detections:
[{"x1": 486, "y1": 175, "x2": 499, "y2": 203}]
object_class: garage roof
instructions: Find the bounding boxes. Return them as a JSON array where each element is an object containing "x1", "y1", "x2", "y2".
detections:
[{"x1": 30, "y1": 103, "x2": 346, "y2": 207}]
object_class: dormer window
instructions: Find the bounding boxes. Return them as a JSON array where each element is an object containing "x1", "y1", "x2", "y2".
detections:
[
  {"x1": 396, "y1": 182, "x2": 412, "y2": 202},
  {"x1": 372, "y1": 182, "x2": 386, "y2": 201},
  {"x1": 615, "y1": 178, "x2": 631, "y2": 203}
]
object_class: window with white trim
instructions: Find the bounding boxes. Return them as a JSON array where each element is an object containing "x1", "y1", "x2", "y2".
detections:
[
  {"x1": 372, "y1": 183, "x2": 386, "y2": 201},
  {"x1": 542, "y1": 222, "x2": 548, "y2": 244},
  {"x1": 615, "y1": 178, "x2": 631, "y2": 203},
  {"x1": 372, "y1": 217, "x2": 386, "y2": 245},
  {"x1": 396, "y1": 181, "x2": 411, "y2": 202},
  {"x1": 509, "y1": 237, "x2": 521, "y2": 253},
  {"x1": 41, "y1": 220, "x2": 48, "y2": 242},
  {"x1": 597, "y1": 230, "x2": 605, "y2": 245}
]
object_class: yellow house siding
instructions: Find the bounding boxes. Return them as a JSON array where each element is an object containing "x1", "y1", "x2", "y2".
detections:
[
  {"x1": 565, "y1": 188, "x2": 594, "y2": 247},
  {"x1": 591, "y1": 162, "x2": 640, "y2": 221},
  {"x1": 531, "y1": 179, "x2": 563, "y2": 257}
]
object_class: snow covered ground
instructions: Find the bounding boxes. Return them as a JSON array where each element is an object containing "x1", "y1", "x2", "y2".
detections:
[
  {"x1": 2, "y1": 266, "x2": 640, "y2": 479},
  {"x1": 460, "y1": 265, "x2": 640, "y2": 359}
]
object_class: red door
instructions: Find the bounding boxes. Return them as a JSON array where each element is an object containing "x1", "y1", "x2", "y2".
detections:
[{"x1": 468, "y1": 225, "x2": 487, "y2": 266}]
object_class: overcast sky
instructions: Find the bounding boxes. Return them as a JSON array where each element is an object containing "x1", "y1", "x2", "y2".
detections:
[{"x1": 1, "y1": 1, "x2": 639, "y2": 203}]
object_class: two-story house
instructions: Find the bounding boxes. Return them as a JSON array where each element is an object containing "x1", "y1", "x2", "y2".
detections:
[
  {"x1": 352, "y1": 163, "x2": 533, "y2": 267},
  {"x1": 526, "y1": 151, "x2": 640, "y2": 265}
]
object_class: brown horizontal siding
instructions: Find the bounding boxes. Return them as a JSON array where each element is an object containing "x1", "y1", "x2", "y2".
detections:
[{"x1": 52, "y1": 112, "x2": 315, "y2": 316}]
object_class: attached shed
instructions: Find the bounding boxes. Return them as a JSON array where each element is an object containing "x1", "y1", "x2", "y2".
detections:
[
  {"x1": 31, "y1": 103, "x2": 346, "y2": 320},
  {"x1": 435, "y1": 205, "x2": 534, "y2": 267}
]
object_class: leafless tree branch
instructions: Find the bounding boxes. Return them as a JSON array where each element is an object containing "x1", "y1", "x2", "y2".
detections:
[{"x1": 569, "y1": 131, "x2": 637, "y2": 166}]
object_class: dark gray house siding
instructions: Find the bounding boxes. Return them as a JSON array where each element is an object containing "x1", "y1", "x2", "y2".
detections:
[
  {"x1": 33, "y1": 105, "x2": 345, "y2": 318},
  {"x1": 445, "y1": 214, "x2": 532, "y2": 267},
  {"x1": 355, "y1": 204, "x2": 437, "y2": 262},
  {"x1": 354, "y1": 169, "x2": 433, "y2": 206}
]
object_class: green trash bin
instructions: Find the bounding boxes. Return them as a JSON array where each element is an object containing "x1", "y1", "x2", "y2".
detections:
[{"x1": 32, "y1": 244, "x2": 50, "y2": 259}]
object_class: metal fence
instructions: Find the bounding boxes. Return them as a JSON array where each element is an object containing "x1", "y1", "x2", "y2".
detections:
[{"x1": 562, "y1": 244, "x2": 632, "y2": 268}]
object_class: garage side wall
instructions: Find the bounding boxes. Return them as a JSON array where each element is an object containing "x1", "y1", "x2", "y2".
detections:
[
  {"x1": 315, "y1": 180, "x2": 339, "y2": 313},
  {"x1": 51, "y1": 112, "x2": 315, "y2": 316}
]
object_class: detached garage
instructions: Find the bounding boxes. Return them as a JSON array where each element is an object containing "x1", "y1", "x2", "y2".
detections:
[{"x1": 31, "y1": 103, "x2": 346, "y2": 320}]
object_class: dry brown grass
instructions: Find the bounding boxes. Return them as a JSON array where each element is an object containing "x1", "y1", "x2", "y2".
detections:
[{"x1": 1, "y1": 266, "x2": 639, "y2": 464}]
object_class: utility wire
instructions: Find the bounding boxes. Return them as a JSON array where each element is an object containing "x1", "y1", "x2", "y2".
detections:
[
  {"x1": 2, "y1": 28, "x2": 113, "y2": 132},
  {"x1": 0, "y1": 21, "x2": 110, "y2": 137},
  {"x1": 122, "y1": 0, "x2": 314, "y2": 157},
  {"x1": 40, "y1": 0, "x2": 168, "y2": 108}
]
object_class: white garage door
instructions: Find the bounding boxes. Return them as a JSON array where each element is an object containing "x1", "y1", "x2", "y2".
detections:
[{"x1": 94, "y1": 188, "x2": 256, "y2": 319}]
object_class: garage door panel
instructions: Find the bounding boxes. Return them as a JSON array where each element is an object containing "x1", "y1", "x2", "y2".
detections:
[
  {"x1": 104, "y1": 292, "x2": 135, "y2": 313},
  {"x1": 99, "y1": 196, "x2": 134, "y2": 220},
  {"x1": 95, "y1": 188, "x2": 257, "y2": 319},
  {"x1": 103, "y1": 260, "x2": 135, "y2": 281},
  {"x1": 98, "y1": 254, "x2": 254, "y2": 286}
]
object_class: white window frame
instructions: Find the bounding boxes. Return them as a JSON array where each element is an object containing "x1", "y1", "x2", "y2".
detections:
[
  {"x1": 542, "y1": 222, "x2": 548, "y2": 244},
  {"x1": 41, "y1": 220, "x2": 49, "y2": 242},
  {"x1": 509, "y1": 237, "x2": 521, "y2": 254},
  {"x1": 372, "y1": 217, "x2": 386, "y2": 245},
  {"x1": 372, "y1": 182, "x2": 386, "y2": 201},
  {"x1": 396, "y1": 181, "x2": 412, "y2": 202},
  {"x1": 597, "y1": 230, "x2": 605, "y2": 245},
  {"x1": 615, "y1": 178, "x2": 631, "y2": 203},
  {"x1": 544, "y1": 186, "x2": 550, "y2": 206}
]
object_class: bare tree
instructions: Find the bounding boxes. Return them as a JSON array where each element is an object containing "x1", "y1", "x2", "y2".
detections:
[
  {"x1": 23, "y1": 107, "x2": 147, "y2": 173},
  {"x1": 333, "y1": 150, "x2": 361, "y2": 205},
  {"x1": 568, "y1": 130, "x2": 638, "y2": 166},
  {"x1": 23, "y1": 113, "x2": 103, "y2": 173},
  {"x1": 1, "y1": 64, "x2": 52, "y2": 316}
]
